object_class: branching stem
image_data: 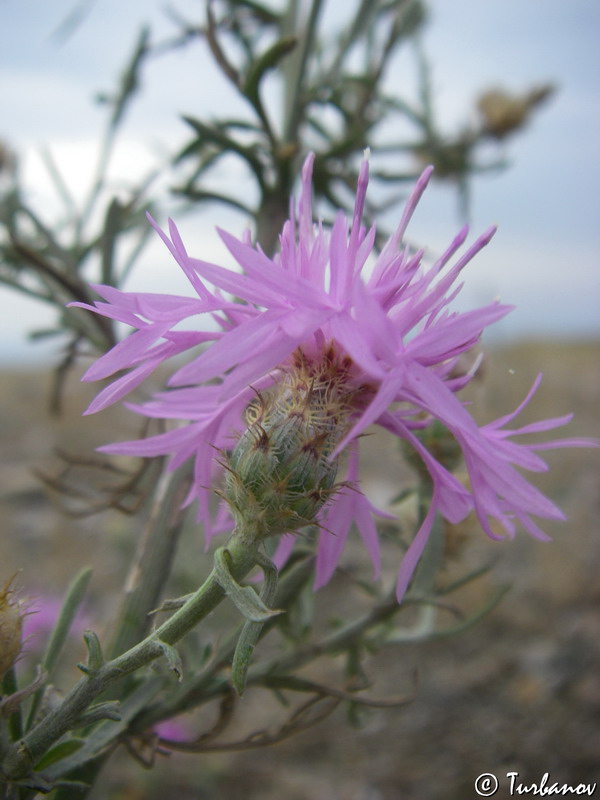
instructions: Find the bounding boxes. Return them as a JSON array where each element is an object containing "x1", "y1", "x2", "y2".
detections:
[{"x1": 0, "y1": 538, "x2": 259, "y2": 783}]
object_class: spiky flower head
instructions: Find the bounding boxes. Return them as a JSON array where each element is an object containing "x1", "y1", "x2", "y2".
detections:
[
  {"x1": 72, "y1": 153, "x2": 596, "y2": 600},
  {"x1": 223, "y1": 346, "x2": 371, "y2": 542},
  {"x1": 0, "y1": 576, "x2": 23, "y2": 679}
]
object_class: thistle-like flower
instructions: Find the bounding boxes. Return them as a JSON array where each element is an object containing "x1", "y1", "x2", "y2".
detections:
[
  {"x1": 73, "y1": 153, "x2": 595, "y2": 600},
  {"x1": 0, "y1": 576, "x2": 24, "y2": 680}
]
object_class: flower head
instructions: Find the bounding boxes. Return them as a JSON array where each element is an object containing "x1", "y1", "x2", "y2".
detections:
[
  {"x1": 0, "y1": 576, "x2": 24, "y2": 679},
  {"x1": 73, "y1": 153, "x2": 596, "y2": 600}
]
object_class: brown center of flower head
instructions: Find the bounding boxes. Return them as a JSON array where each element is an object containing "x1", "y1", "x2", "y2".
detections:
[
  {"x1": 223, "y1": 345, "x2": 373, "y2": 542},
  {"x1": 0, "y1": 576, "x2": 23, "y2": 681}
]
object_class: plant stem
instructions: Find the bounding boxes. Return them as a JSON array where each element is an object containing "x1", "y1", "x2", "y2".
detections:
[
  {"x1": 1, "y1": 538, "x2": 258, "y2": 782},
  {"x1": 107, "y1": 463, "x2": 192, "y2": 660},
  {"x1": 282, "y1": 0, "x2": 324, "y2": 144},
  {"x1": 129, "y1": 555, "x2": 315, "y2": 731}
]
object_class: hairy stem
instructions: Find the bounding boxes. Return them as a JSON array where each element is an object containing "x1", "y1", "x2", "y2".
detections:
[
  {"x1": 129, "y1": 555, "x2": 315, "y2": 731},
  {"x1": 1, "y1": 538, "x2": 258, "y2": 782}
]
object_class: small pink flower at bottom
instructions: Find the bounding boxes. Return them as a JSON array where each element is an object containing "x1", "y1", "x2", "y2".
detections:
[
  {"x1": 71, "y1": 153, "x2": 597, "y2": 600},
  {"x1": 154, "y1": 718, "x2": 192, "y2": 743},
  {"x1": 20, "y1": 594, "x2": 91, "y2": 668}
]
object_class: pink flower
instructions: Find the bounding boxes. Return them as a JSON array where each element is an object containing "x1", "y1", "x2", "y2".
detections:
[
  {"x1": 72, "y1": 154, "x2": 596, "y2": 600},
  {"x1": 153, "y1": 717, "x2": 192, "y2": 743},
  {"x1": 20, "y1": 594, "x2": 90, "y2": 668}
]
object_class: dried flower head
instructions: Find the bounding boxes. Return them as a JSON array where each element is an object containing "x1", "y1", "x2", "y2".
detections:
[
  {"x1": 0, "y1": 576, "x2": 24, "y2": 679},
  {"x1": 73, "y1": 153, "x2": 596, "y2": 600}
]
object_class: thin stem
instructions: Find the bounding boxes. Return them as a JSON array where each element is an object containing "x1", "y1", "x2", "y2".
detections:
[
  {"x1": 130, "y1": 556, "x2": 315, "y2": 731},
  {"x1": 75, "y1": 29, "x2": 149, "y2": 245},
  {"x1": 324, "y1": 0, "x2": 377, "y2": 84},
  {"x1": 0, "y1": 670, "x2": 21, "y2": 744},
  {"x1": 7, "y1": 233, "x2": 116, "y2": 349},
  {"x1": 107, "y1": 463, "x2": 193, "y2": 660},
  {"x1": 246, "y1": 589, "x2": 400, "y2": 681},
  {"x1": 145, "y1": 587, "x2": 401, "y2": 714}
]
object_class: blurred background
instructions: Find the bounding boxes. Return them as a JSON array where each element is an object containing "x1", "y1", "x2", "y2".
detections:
[
  {"x1": 1, "y1": 1, "x2": 599, "y2": 798},
  {"x1": 1, "y1": 0, "x2": 599, "y2": 363}
]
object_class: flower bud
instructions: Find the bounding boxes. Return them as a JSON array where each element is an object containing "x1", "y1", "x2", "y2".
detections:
[
  {"x1": 477, "y1": 84, "x2": 555, "y2": 140},
  {"x1": 224, "y1": 348, "x2": 361, "y2": 541},
  {"x1": 0, "y1": 576, "x2": 23, "y2": 680}
]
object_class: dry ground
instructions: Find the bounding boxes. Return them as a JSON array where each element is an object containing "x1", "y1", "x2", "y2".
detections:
[{"x1": 1, "y1": 340, "x2": 598, "y2": 799}]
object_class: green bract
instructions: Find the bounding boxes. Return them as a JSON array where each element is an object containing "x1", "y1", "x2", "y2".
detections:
[{"x1": 223, "y1": 349, "x2": 359, "y2": 541}]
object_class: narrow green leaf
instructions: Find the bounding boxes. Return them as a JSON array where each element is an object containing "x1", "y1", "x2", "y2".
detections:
[
  {"x1": 156, "y1": 640, "x2": 184, "y2": 681},
  {"x1": 42, "y1": 678, "x2": 166, "y2": 781},
  {"x1": 170, "y1": 187, "x2": 253, "y2": 216},
  {"x1": 109, "y1": 27, "x2": 150, "y2": 131},
  {"x1": 118, "y1": 221, "x2": 154, "y2": 284},
  {"x1": 26, "y1": 568, "x2": 92, "y2": 731},
  {"x1": 34, "y1": 739, "x2": 85, "y2": 772},
  {"x1": 150, "y1": 593, "x2": 194, "y2": 614},
  {"x1": 231, "y1": 552, "x2": 279, "y2": 695},
  {"x1": 39, "y1": 146, "x2": 77, "y2": 218},
  {"x1": 1, "y1": 666, "x2": 22, "y2": 740},
  {"x1": 243, "y1": 36, "x2": 297, "y2": 104},
  {"x1": 231, "y1": 0, "x2": 279, "y2": 23},
  {"x1": 426, "y1": 585, "x2": 511, "y2": 640},
  {"x1": 438, "y1": 563, "x2": 496, "y2": 595},
  {"x1": 82, "y1": 630, "x2": 105, "y2": 674},
  {"x1": 76, "y1": 701, "x2": 121, "y2": 727},
  {"x1": 42, "y1": 568, "x2": 93, "y2": 675},
  {"x1": 411, "y1": 504, "x2": 444, "y2": 594},
  {"x1": 28, "y1": 327, "x2": 64, "y2": 341},
  {"x1": 100, "y1": 197, "x2": 122, "y2": 285},
  {"x1": 386, "y1": 585, "x2": 510, "y2": 645},
  {"x1": 390, "y1": 486, "x2": 416, "y2": 505},
  {"x1": 214, "y1": 547, "x2": 283, "y2": 623},
  {"x1": 178, "y1": 117, "x2": 265, "y2": 185}
]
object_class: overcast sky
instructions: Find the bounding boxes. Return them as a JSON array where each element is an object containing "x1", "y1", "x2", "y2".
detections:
[{"x1": 1, "y1": 0, "x2": 599, "y2": 363}]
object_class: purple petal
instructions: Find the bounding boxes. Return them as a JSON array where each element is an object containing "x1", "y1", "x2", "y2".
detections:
[
  {"x1": 83, "y1": 323, "x2": 172, "y2": 381},
  {"x1": 84, "y1": 358, "x2": 162, "y2": 414},
  {"x1": 396, "y1": 488, "x2": 440, "y2": 601}
]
